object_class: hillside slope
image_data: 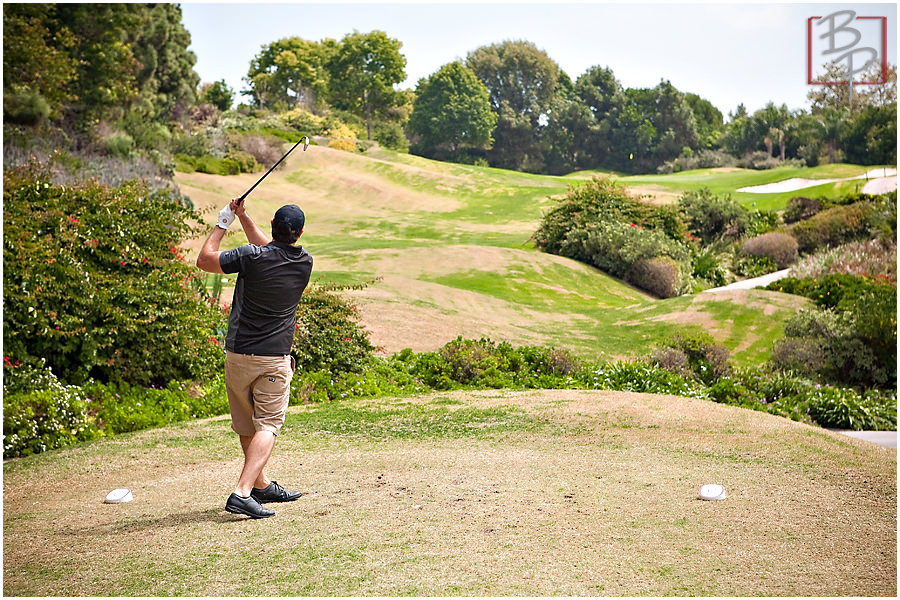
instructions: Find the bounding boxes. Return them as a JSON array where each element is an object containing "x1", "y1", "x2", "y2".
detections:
[{"x1": 176, "y1": 146, "x2": 805, "y2": 364}]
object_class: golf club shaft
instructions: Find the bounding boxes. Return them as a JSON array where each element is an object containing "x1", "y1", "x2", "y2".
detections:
[{"x1": 237, "y1": 136, "x2": 309, "y2": 205}]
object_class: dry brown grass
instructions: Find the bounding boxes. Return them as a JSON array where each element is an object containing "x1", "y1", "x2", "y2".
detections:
[{"x1": 4, "y1": 390, "x2": 895, "y2": 596}]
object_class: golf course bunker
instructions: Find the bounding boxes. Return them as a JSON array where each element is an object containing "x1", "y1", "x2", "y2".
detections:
[{"x1": 738, "y1": 168, "x2": 897, "y2": 194}]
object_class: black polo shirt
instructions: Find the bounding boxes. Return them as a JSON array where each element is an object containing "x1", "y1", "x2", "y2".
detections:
[{"x1": 219, "y1": 240, "x2": 313, "y2": 355}]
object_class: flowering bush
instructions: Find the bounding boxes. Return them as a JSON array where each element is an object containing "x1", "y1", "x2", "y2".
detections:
[
  {"x1": 3, "y1": 360, "x2": 98, "y2": 457},
  {"x1": 3, "y1": 164, "x2": 226, "y2": 386},
  {"x1": 787, "y1": 239, "x2": 896, "y2": 280}
]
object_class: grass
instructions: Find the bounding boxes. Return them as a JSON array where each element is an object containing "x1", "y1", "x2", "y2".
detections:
[
  {"x1": 176, "y1": 146, "x2": 839, "y2": 363},
  {"x1": 4, "y1": 390, "x2": 895, "y2": 596}
]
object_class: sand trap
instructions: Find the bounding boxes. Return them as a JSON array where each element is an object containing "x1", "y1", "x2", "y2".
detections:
[{"x1": 738, "y1": 168, "x2": 897, "y2": 194}]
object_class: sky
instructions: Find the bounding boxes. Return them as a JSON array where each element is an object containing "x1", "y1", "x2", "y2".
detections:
[{"x1": 180, "y1": 1, "x2": 898, "y2": 117}]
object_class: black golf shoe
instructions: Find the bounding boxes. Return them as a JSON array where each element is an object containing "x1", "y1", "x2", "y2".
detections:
[
  {"x1": 225, "y1": 493, "x2": 275, "y2": 518},
  {"x1": 250, "y1": 480, "x2": 302, "y2": 503}
]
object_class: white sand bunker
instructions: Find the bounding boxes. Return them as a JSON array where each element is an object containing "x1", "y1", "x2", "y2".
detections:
[{"x1": 738, "y1": 168, "x2": 896, "y2": 194}]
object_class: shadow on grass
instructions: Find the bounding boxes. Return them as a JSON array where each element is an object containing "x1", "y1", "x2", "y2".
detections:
[{"x1": 63, "y1": 508, "x2": 243, "y2": 536}]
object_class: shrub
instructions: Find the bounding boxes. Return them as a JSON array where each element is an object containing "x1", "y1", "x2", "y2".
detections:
[
  {"x1": 677, "y1": 188, "x2": 749, "y2": 242},
  {"x1": 3, "y1": 361, "x2": 98, "y2": 457},
  {"x1": 328, "y1": 138, "x2": 358, "y2": 153},
  {"x1": 768, "y1": 274, "x2": 893, "y2": 310},
  {"x1": 237, "y1": 133, "x2": 286, "y2": 168},
  {"x1": 790, "y1": 202, "x2": 884, "y2": 253},
  {"x1": 650, "y1": 347, "x2": 693, "y2": 378},
  {"x1": 654, "y1": 331, "x2": 732, "y2": 385},
  {"x1": 533, "y1": 177, "x2": 688, "y2": 256},
  {"x1": 741, "y1": 232, "x2": 798, "y2": 269},
  {"x1": 731, "y1": 250, "x2": 778, "y2": 277},
  {"x1": 556, "y1": 220, "x2": 692, "y2": 295},
  {"x1": 3, "y1": 89, "x2": 51, "y2": 125},
  {"x1": 773, "y1": 286, "x2": 896, "y2": 389},
  {"x1": 627, "y1": 257, "x2": 682, "y2": 298},
  {"x1": 783, "y1": 196, "x2": 823, "y2": 223},
  {"x1": 770, "y1": 338, "x2": 826, "y2": 377},
  {"x1": 293, "y1": 282, "x2": 375, "y2": 375},
  {"x1": 224, "y1": 149, "x2": 260, "y2": 173},
  {"x1": 691, "y1": 245, "x2": 729, "y2": 287},
  {"x1": 657, "y1": 149, "x2": 737, "y2": 174},
  {"x1": 583, "y1": 361, "x2": 707, "y2": 398},
  {"x1": 3, "y1": 166, "x2": 226, "y2": 386},
  {"x1": 808, "y1": 387, "x2": 896, "y2": 430},
  {"x1": 787, "y1": 239, "x2": 896, "y2": 280},
  {"x1": 103, "y1": 132, "x2": 134, "y2": 158}
]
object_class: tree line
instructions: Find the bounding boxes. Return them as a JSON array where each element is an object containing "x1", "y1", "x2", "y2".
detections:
[{"x1": 3, "y1": 4, "x2": 896, "y2": 177}]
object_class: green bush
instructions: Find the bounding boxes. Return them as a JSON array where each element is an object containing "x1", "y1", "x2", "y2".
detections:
[
  {"x1": 770, "y1": 338, "x2": 826, "y2": 377},
  {"x1": 678, "y1": 188, "x2": 748, "y2": 243},
  {"x1": 790, "y1": 202, "x2": 884, "y2": 253},
  {"x1": 731, "y1": 249, "x2": 778, "y2": 277},
  {"x1": 740, "y1": 232, "x2": 798, "y2": 269},
  {"x1": 533, "y1": 176, "x2": 688, "y2": 255},
  {"x1": 808, "y1": 387, "x2": 896, "y2": 430},
  {"x1": 293, "y1": 282, "x2": 375, "y2": 375},
  {"x1": 767, "y1": 274, "x2": 891, "y2": 310},
  {"x1": 653, "y1": 331, "x2": 732, "y2": 385},
  {"x1": 3, "y1": 89, "x2": 51, "y2": 125},
  {"x1": 783, "y1": 196, "x2": 823, "y2": 224},
  {"x1": 3, "y1": 166, "x2": 226, "y2": 386},
  {"x1": 556, "y1": 220, "x2": 692, "y2": 295},
  {"x1": 84, "y1": 379, "x2": 228, "y2": 435},
  {"x1": 103, "y1": 132, "x2": 134, "y2": 158},
  {"x1": 582, "y1": 361, "x2": 707, "y2": 398},
  {"x1": 772, "y1": 284, "x2": 896, "y2": 389},
  {"x1": 405, "y1": 337, "x2": 584, "y2": 391}
]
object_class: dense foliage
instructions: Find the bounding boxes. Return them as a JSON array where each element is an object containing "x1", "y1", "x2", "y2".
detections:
[{"x1": 3, "y1": 165, "x2": 225, "y2": 386}]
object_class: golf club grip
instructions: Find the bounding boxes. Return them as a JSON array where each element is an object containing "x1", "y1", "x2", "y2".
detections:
[{"x1": 237, "y1": 137, "x2": 306, "y2": 204}]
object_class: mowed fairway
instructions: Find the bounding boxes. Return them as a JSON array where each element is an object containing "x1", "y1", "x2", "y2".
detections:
[
  {"x1": 3, "y1": 391, "x2": 896, "y2": 596},
  {"x1": 176, "y1": 145, "x2": 810, "y2": 365}
]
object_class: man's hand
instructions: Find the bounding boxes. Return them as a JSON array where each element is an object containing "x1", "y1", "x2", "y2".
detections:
[{"x1": 217, "y1": 204, "x2": 236, "y2": 230}]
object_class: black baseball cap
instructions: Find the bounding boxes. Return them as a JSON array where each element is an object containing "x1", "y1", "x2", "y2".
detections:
[{"x1": 273, "y1": 204, "x2": 305, "y2": 233}]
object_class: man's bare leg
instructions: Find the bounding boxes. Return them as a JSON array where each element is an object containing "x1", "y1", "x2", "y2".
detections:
[{"x1": 235, "y1": 431, "x2": 275, "y2": 497}]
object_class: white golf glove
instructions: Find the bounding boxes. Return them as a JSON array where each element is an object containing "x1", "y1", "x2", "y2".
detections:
[{"x1": 217, "y1": 205, "x2": 236, "y2": 230}]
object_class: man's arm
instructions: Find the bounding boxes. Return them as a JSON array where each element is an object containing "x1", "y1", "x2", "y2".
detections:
[
  {"x1": 196, "y1": 226, "x2": 226, "y2": 273},
  {"x1": 233, "y1": 198, "x2": 269, "y2": 246}
]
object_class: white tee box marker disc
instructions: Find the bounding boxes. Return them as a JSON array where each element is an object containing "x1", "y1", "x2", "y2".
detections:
[
  {"x1": 698, "y1": 484, "x2": 726, "y2": 501},
  {"x1": 104, "y1": 488, "x2": 133, "y2": 503}
]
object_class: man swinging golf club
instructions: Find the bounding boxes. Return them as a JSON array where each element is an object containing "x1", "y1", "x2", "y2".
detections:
[{"x1": 197, "y1": 196, "x2": 313, "y2": 519}]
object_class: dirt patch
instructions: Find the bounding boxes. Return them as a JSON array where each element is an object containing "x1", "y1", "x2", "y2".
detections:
[
  {"x1": 623, "y1": 184, "x2": 682, "y2": 205},
  {"x1": 3, "y1": 390, "x2": 895, "y2": 596}
]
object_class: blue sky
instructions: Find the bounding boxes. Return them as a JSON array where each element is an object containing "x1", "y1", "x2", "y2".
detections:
[{"x1": 180, "y1": 2, "x2": 897, "y2": 117}]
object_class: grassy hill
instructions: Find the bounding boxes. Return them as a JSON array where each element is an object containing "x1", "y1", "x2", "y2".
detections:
[{"x1": 176, "y1": 148, "x2": 886, "y2": 367}]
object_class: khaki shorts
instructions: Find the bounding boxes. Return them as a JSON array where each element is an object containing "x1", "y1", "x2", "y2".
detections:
[{"x1": 225, "y1": 351, "x2": 294, "y2": 436}]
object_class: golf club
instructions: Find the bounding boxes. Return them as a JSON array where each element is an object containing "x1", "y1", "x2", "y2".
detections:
[{"x1": 237, "y1": 136, "x2": 309, "y2": 205}]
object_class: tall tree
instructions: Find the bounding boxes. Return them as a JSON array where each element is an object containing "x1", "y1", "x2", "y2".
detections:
[
  {"x1": 570, "y1": 65, "x2": 624, "y2": 168},
  {"x1": 245, "y1": 36, "x2": 336, "y2": 111},
  {"x1": 2, "y1": 3, "x2": 78, "y2": 121},
  {"x1": 408, "y1": 62, "x2": 496, "y2": 159},
  {"x1": 327, "y1": 30, "x2": 406, "y2": 140},
  {"x1": 808, "y1": 60, "x2": 898, "y2": 113},
  {"x1": 685, "y1": 93, "x2": 724, "y2": 150},
  {"x1": 466, "y1": 40, "x2": 561, "y2": 172}
]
